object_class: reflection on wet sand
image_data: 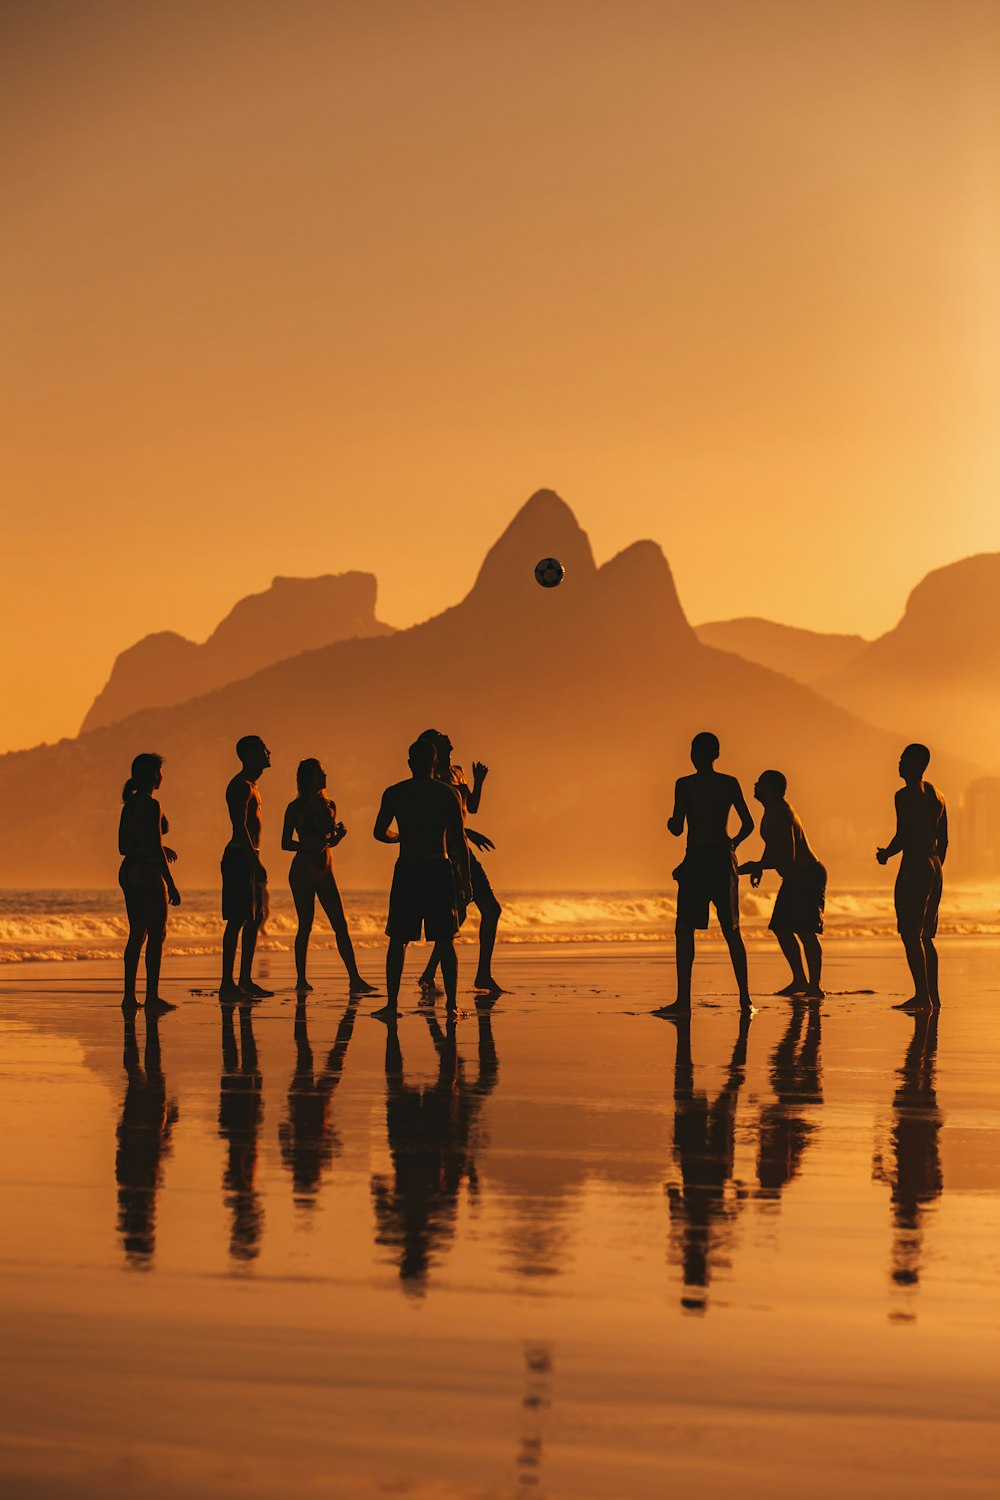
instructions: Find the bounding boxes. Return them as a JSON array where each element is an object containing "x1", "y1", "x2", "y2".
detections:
[
  {"x1": 278, "y1": 997, "x2": 359, "y2": 1209},
  {"x1": 873, "y1": 1011, "x2": 942, "y2": 1296},
  {"x1": 517, "y1": 1343, "x2": 553, "y2": 1493},
  {"x1": 115, "y1": 1014, "x2": 178, "y2": 1268},
  {"x1": 757, "y1": 1000, "x2": 823, "y2": 1202},
  {"x1": 372, "y1": 1009, "x2": 498, "y2": 1292},
  {"x1": 665, "y1": 1013, "x2": 749, "y2": 1312},
  {"x1": 219, "y1": 1003, "x2": 264, "y2": 1262}
]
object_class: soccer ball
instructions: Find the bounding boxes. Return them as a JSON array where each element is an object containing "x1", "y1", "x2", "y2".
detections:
[{"x1": 534, "y1": 557, "x2": 565, "y2": 589}]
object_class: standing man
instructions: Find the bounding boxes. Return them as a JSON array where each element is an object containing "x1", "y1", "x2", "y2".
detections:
[
  {"x1": 417, "y1": 729, "x2": 504, "y2": 996},
  {"x1": 221, "y1": 735, "x2": 273, "y2": 1000},
  {"x1": 373, "y1": 739, "x2": 472, "y2": 1016},
  {"x1": 740, "y1": 769, "x2": 827, "y2": 998},
  {"x1": 656, "y1": 731, "x2": 754, "y2": 1017},
  {"x1": 877, "y1": 744, "x2": 947, "y2": 1013}
]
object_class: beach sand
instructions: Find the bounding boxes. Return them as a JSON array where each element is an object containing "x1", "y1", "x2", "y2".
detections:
[{"x1": 1, "y1": 938, "x2": 998, "y2": 1498}]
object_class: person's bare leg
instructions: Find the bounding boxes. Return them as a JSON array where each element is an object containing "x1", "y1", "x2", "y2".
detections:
[
  {"x1": 316, "y1": 882, "x2": 376, "y2": 994},
  {"x1": 239, "y1": 918, "x2": 273, "y2": 998},
  {"x1": 894, "y1": 934, "x2": 931, "y2": 1010},
  {"x1": 474, "y1": 897, "x2": 503, "y2": 993},
  {"x1": 419, "y1": 941, "x2": 443, "y2": 992},
  {"x1": 290, "y1": 879, "x2": 315, "y2": 990},
  {"x1": 801, "y1": 934, "x2": 824, "y2": 997},
  {"x1": 123, "y1": 923, "x2": 144, "y2": 1009},
  {"x1": 439, "y1": 938, "x2": 458, "y2": 1010},
  {"x1": 374, "y1": 937, "x2": 406, "y2": 1021},
  {"x1": 923, "y1": 936, "x2": 941, "y2": 1009},
  {"x1": 144, "y1": 883, "x2": 174, "y2": 1011},
  {"x1": 221, "y1": 919, "x2": 244, "y2": 997},
  {"x1": 724, "y1": 927, "x2": 752, "y2": 1010},
  {"x1": 653, "y1": 926, "x2": 694, "y2": 1016},
  {"x1": 774, "y1": 931, "x2": 807, "y2": 995}
]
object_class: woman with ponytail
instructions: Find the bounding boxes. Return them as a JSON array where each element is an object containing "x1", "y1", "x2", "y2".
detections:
[
  {"x1": 119, "y1": 752, "x2": 181, "y2": 1012},
  {"x1": 281, "y1": 758, "x2": 375, "y2": 995}
]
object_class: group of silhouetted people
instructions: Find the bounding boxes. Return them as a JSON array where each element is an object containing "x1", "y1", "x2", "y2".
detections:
[
  {"x1": 118, "y1": 728, "x2": 505, "y2": 1015},
  {"x1": 118, "y1": 728, "x2": 947, "y2": 1017}
]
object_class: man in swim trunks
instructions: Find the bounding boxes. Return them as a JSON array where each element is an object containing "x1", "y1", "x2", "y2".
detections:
[
  {"x1": 877, "y1": 743, "x2": 947, "y2": 1013},
  {"x1": 656, "y1": 731, "x2": 754, "y2": 1017},
  {"x1": 739, "y1": 769, "x2": 827, "y2": 998},
  {"x1": 221, "y1": 734, "x2": 273, "y2": 1000},
  {"x1": 373, "y1": 738, "x2": 472, "y2": 1016}
]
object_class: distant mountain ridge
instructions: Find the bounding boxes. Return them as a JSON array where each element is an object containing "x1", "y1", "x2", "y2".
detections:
[
  {"x1": 695, "y1": 618, "x2": 868, "y2": 686},
  {"x1": 82, "y1": 572, "x2": 394, "y2": 732},
  {"x1": 0, "y1": 490, "x2": 971, "y2": 890}
]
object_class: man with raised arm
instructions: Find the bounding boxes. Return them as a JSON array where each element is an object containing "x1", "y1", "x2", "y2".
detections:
[
  {"x1": 656, "y1": 731, "x2": 754, "y2": 1017},
  {"x1": 220, "y1": 735, "x2": 273, "y2": 1000},
  {"x1": 877, "y1": 743, "x2": 947, "y2": 1013},
  {"x1": 373, "y1": 739, "x2": 472, "y2": 1017}
]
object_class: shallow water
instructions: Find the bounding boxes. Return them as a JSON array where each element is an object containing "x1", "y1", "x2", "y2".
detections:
[{"x1": 1, "y1": 940, "x2": 998, "y2": 1497}]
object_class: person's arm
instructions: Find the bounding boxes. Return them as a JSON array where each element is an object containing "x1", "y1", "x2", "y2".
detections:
[
  {"x1": 937, "y1": 803, "x2": 949, "y2": 865},
  {"x1": 373, "y1": 789, "x2": 399, "y2": 844},
  {"x1": 730, "y1": 780, "x2": 755, "y2": 851},
  {"x1": 227, "y1": 779, "x2": 265, "y2": 874},
  {"x1": 466, "y1": 828, "x2": 495, "y2": 853},
  {"x1": 466, "y1": 761, "x2": 488, "y2": 816},
  {"x1": 667, "y1": 780, "x2": 687, "y2": 838},
  {"x1": 876, "y1": 790, "x2": 904, "y2": 865},
  {"x1": 447, "y1": 794, "x2": 472, "y2": 900},
  {"x1": 281, "y1": 802, "x2": 301, "y2": 854},
  {"x1": 150, "y1": 798, "x2": 180, "y2": 905}
]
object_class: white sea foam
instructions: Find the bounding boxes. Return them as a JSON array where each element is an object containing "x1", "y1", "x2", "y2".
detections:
[{"x1": 1, "y1": 885, "x2": 998, "y2": 962}]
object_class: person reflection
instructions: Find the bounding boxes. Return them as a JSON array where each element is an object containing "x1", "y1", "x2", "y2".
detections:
[
  {"x1": 278, "y1": 996, "x2": 359, "y2": 1208},
  {"x1": 371, "y1": 1009, "x2": 498, "y2": 1292},
  {"x1": 873, "y1": 1011, "x2": 942, "y2": 1291},
  {"x1": 756, "y1": 1000, "x2": 823, "y2": 1201},
  {"x1": 218, "y1": 1002, "x2": 265, "y2": 1262},
  {"x1": 665, "y1": 1012, "x2": 750, "y2": 1311},
  {"x1": 115, "y1": 1011, "x2": 178, "y2": 1268}
]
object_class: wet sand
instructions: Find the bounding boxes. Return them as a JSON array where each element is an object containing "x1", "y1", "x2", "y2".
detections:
[{"x1": 1, "y1": 939, "x2": 998, "y2": 1498}]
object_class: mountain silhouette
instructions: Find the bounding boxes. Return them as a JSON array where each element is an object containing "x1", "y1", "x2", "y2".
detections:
[
  {"x1": 695, "y1": 618, "x2": 868, "y2": 686},
  {"x1": 816, "y1": 554, "x2": 1000, "y2": 767},
  {"x1": 0, "y1": 491, "x2": 975, "y2": 887},
  {"x1": 82, "y1": 572, "x2": 394, "y2": 733}
]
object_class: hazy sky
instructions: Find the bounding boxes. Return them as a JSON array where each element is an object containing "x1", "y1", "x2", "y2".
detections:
[{"x1": 3, "y1": 0, "x2": 998, "y2": 751}]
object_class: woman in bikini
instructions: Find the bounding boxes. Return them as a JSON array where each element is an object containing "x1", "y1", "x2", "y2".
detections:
[
  {"x1": 118, "y1": 752, "x2": 181, "y2": 1013},
  {"x1": 282, "y1": 758, "x2": 376, "y2": 995}
]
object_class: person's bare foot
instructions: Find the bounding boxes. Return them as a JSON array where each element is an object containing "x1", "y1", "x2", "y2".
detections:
[
  {"x1": 740, "y1": 1001, "x2": 758, "y2": 1016},
  {"x1": 295, "y1": 978, "x2": 313, "y2": 992},
  {"x1": 371, "y1": 1005, "x2": 398, "y2": 1024},
  {"x1": 651, "y1": 1001, "x2": 691, "y2": 1019},
  {"x1": 417, "y1": 990, "x2": 437, "y2": 1008},
  {"x1": 419, "y1": 977, "x2": 442, "y2": 996},
  {"x1": 145, "y1": 996, "x2": 177, "y2": 1015},
  {"x1": 121, "y1": 996, "x2": 139, "y2": 1014},
  {"x1": 775, "y1": 980, "x2": 807, "y2": 997},
  {"x1": 893, "y1": 997, "x2": 931, "y2": 1012},
  {"x1": 219, "y1": 980, "x2": 248, "y2": 1001},
  {"x1": 474, "y1": 976, "x2": 505, "y2": 996},
  {"x1": 802, "y1": 986, "x2": 825, "y2": 999},
  {"x1": 242, "y1": 982, "x2": 274, "y2": 999},
  {"x1": 349, "y1": 978, "x2": 378, "y2": 996}
]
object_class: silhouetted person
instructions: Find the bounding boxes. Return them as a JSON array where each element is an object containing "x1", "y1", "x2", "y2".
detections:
[
  {"x1": 371, "y1": 1007, "x2": 498, "y2": 1292},
  {"x1": 281, "y1": 757, "x2": 375, "y2": 995},
  {"x1": 416, "y1": 729, "x2": 504, "y2": 997},
  {"x1": 115, "y1": 1010, "x2": 178, "y2": 1268},
  {"x1": 876, "y1": 744, "x2": 947, "y2": 1012},
  {"x1": 278, "y1": 995, "x2": 359, "y2": 1208},
  {"x1": 218, "y1": 1002, "x2": 265, "y2": 1261},
  {"x1": 665, "y1": 1011, "x2": 750, "y2": 1311},
  {"x1": 872, "y1": 1011, "x2": 942, "y2": 1291},
  {"x1": 657, "y1": 731, "x2": 754, "y2": 1016},
  {"x1": 373, "y1": 739, "x2": 471, "y2": 1015},
  {"x1": 221, "y1": 735, "x2": 272, "y2": 1000},
  {"x1": 740, "y1": 769, "x2": 827, "y2": 998},
  {"x1": 118, "y1": 752, "x2": 180, "y2": 1013},
  {"x1": 756, "y1": 999, "x2": 823, "y2": 1201}
]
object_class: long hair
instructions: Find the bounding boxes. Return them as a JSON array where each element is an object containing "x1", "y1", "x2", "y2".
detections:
[
  {"x1": 296, "y1": 757, "x2": 324, "y2": 794},
  {"x1": 122, "y1": 752, "x2": 163, "y2": 803}
]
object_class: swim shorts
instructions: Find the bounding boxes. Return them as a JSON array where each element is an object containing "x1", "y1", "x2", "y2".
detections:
[
  {"x1": 386, "y1": 857, "x2": 461, "y2": 943},
  {"x1": 770, "y1": 861, "x2": 827, "y2": 935},
  {"x1": 675, "y1": 844, "x2": 740, "y2": 933},
  {"x1": 894, "y1": 856, "x2": 942, "y2": 940},
  {"x1": 221, "y1": 845, "x2": 269, "y2": 926}
]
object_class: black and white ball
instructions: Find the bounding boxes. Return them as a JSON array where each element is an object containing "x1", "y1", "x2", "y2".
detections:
[{"x1": 534, "y1": 557, "x2": 565, "y2": 589}]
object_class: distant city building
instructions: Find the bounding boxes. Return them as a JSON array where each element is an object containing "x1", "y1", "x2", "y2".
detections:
[{"x1": 958, "y1": 779, "x2": 1000, "y2": 877}]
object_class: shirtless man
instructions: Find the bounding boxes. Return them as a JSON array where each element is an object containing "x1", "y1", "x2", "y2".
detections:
[
  {"x1": 374, "y1": 739, "x2": 472, "y2": 1016},
  {"x1": 416, "y1": 729, "x2": 503, "y2": 996},
  {"x1": 740, "y1": 770, "x2": 827, "y2": 998},
  {"x1": 220, "y1": 735, "x2": 273, "y2": 1000},
  {"x1": 877, "y1": 744, "x2": 947, "y2": 1013},
  {"x1": 656, "y1": 731, "x2": 754, "y2": 1017}
]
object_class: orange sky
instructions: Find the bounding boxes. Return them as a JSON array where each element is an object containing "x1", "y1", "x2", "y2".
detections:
[{"x1": 2, "y1": 0, "x2": 998, "y2": 752}]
